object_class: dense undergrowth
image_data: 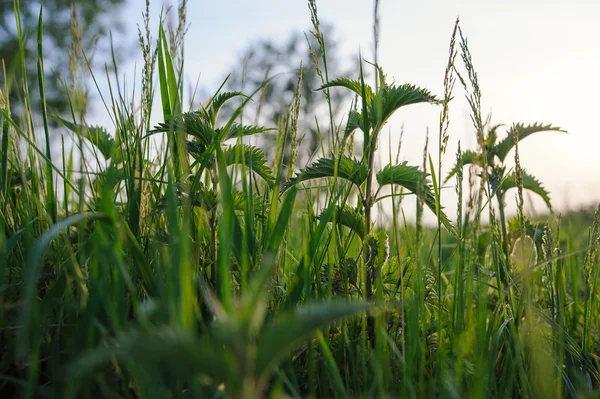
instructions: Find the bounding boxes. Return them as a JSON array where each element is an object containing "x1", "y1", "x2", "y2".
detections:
[{"x1": 1, "y1": 0, "x2": 600, "y2": 398}]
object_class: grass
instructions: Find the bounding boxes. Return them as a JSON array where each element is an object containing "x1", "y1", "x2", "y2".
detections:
[{"x1": 1, "y1": 0, "x2": 600, "y2": 398}]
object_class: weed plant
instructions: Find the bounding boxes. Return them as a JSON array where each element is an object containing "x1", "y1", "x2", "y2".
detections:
[{"x1": 1, "y1": 0, "x2": 599, "y2": 398}]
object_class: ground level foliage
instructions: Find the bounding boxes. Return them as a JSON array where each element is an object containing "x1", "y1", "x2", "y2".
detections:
[{"x1": 1, "y1": 0, "x2": 599, "y2": 398}]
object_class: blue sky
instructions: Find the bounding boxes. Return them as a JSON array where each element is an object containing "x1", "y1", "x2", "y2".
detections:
[{"x1": 106, "y1": 0, "x2": 600, "y2": 220}]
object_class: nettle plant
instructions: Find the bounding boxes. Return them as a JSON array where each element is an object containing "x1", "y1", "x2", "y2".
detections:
[
  {"x1": 445, "y1": 121, "x2": 565, "y2": 275},
  {"x1": 283, "y1": 63, "x2": 454, "y2": 305},
  {"x1": 150, "y1": 81, "x2": 276, "y2": 286}
]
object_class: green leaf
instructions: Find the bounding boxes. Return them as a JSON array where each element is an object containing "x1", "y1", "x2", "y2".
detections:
[
  {"x1": 68, "y1": 327, "x2": 229, "y2": 383},
  {"x1": 376, "y1": 162, "x2": 423, "y2": 191},
  {"x1": 283, "y1": 155, "x2": 368, "y2": 191},
  {"x1": 152, "y1": 111, "x2": 215, "y2": 146},
  {"x1": 344, "y1": 109, "x2": 364, "y2": 137},
  {"x1": 443, "y1": 150, "x2": 482, "y2": 184},
  {"x1": 317, "y1": 205, "x2": 366, "y2": 239},
  {"x1": 52, "y1": 115, "x2": 116, "y2": 161},
  {"x1": 494, "y1": 123, "x2": 566, "y2": 162},
  {"x1": 18, "y1": 212, "x2": 112, "y2": 360},
  {"x1": 224, "y1": 144, "x2": 275, "y2": 188},
  {"x1": 255, "y1": 300, "x2": 371, "y2": 377},
  {"x1": 499, "y1": 171, "x2": 553, "y2": 210},
  {"x1": 370, "y1": 84, "x2": 438, "y2": 130},
  {"x1": 364, "y1": 231, "x2": 389, "y2": 271},
  {"x1": 208, "y1": 91, "x2": 246, "y2": 123},
  {"x1": 377, "y1": 162, "x2": 455, "y2": 235},
  {"x1": 319, "y1": 77, "x2": 374, "y2": 104},
  {"x1": 238, "y1": 187, "x2": 298, "y2": 335},
  {"x1": 186, "y1": 140, "x2": 207, "y2": 159},
  {"x1": 218, "y1": 123, "x2": 275, "y2": 141}
]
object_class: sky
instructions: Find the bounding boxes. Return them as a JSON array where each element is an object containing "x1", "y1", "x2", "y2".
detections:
[{"x1": 103, "y1": 0, "x2": 600, "y2": 222}]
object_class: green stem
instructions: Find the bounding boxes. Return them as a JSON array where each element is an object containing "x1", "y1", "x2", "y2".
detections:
[{"x1": 497, "y1": 190, "x2": 510, "y2": 283}]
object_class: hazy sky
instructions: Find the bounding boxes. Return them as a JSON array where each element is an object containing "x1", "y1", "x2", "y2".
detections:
[{"x1": 109, "y1": 0, "x2": 600, "y2": 221}]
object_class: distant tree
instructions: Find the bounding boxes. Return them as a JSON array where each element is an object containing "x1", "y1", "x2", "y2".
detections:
[
  {"x1": 222, "y1": 24, "x2": 356, "y2": 167},
  {"x1": 0, "y1": 0, "x2": 127, "y2": 117}
]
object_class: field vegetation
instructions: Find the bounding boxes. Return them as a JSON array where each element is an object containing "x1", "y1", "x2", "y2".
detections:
[{"x1": 1, "y1": 0, "x2": 599, "y2": 397}]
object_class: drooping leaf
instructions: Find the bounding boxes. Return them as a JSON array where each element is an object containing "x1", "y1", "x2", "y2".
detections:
[
  {"x1": 151, "y1": 111, "x2": 215, "y2": 146},
  {"x1": 283, "y1": 155, "x2": 368, "y2": 191},
  {"x1": 344, "y1": 109, "x2": 364, "y2": 138},
  {"x1": 376, "y1": 162, "x2": 423, "y2": 190},
  {"x1": 494, "y1": 123, "x2": 566, "y2": 162},
  {"x1": 377, "y1": 162, "x2": 455, "y2": 235},
  {"x1": 444, "y1": 150, "x2": 482, "y2": 183},
  {"x1": 319, "y1": 77, "x2": 374, "y2": 104},
  {"x1": 370, "y1": 84, "x2": 438, "y2": 130},
  {"x1": 224, "y1": 144, "x2": 275, "y2": 188},
  {"x1": 499, "y1": 171, "x2": 553, "y2": 210},
  {"x1": 317, "y1": 204, "x2": 366, "y2": 239},
  {"x1": 255, "y1": 300, "x2": 371, "y2": 376},
  {"x1": 52, "y1": 115, "x2": 115, "y2": 161}
]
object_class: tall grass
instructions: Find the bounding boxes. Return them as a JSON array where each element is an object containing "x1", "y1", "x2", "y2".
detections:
[{"x1": 1, "y1": 1, "x2": 599, "y2": 398}]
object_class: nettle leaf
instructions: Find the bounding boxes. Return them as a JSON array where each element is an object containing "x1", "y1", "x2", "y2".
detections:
[
  {"x1": 377, "y1": 163, "x2": 455, "y2": 234},
  {"x1": 85, "y1": 126, "x2": 115, "y2": 161},
  {"x1": 444, "y1": 150, "x2": 483, "y2": 183},
  {"x1": 317, "y1": 205, "x2": 366, "y2": 239},
  {"x1": 319, "y1": 77, "x2": 374, "y2": 104},
  {"x1": 345, "y1": 109, "x2": 364, "y2": 137},
  {"x1": 499, "y1": 171, "x2": 553, "y2": 211},
  {"x1": 186, "y1": 140, "x2": 207, "y2": 159},
  {"x1": 152, "y1": 111, "x2": 215, "y2": 146},
  {"x1": 224, "y1": 144, "x2": 275, "y2": 188},
  {"x1": 494, "y1": 123, "x2": 566, "y2": 162},
  {"x1": 283, "y1": 155, "x2": 368, "y2": 191},
  {"x1": 485, "y1": 123, "x2": 504, "y2": 148},
  {"x1": 53, "y1": 116, "x2": 116, "y2": 161},
  {"x1": 364, "y1": 231, "x2": 390, "y2": 271},
  {"x1": 208, "y1": 91, "x2": 246, "y2": 123},
  {"x1": 370, "y1": 84, "x2": 438, "y2": 130},
  {"x1": 218, "y1": 123, "x2": 275, "y2": 141}
]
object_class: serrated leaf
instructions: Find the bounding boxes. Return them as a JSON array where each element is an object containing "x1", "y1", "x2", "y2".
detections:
[
  {"x1": 151, "y1": 111, "x2": 215, "y2": 146},
  {"x1": 370, "y1": 84, "x2": 438, "y2": 130},
  {"x1": 255, "y1": 300, "x2": 370, "y2": 376},
  {"x1": 317, "y1": 205, "x2": 366, "y2": 239},
  {"x1": 152, "y1": 183, "x2": 220, "y2": 215},
  {"x1": 494, "y1": 123, "x2": 566, "y2": 162},
  {"x1": 345, "y1": 109, "x2": 364, "y2": 137},
  {"x1": 377, "y1": 162, "x2": 455, "y2": 235},
  {"x1": 186, "y1": 140, "x2": 207, "y2": 158},
  {"x1": 224, "y1": 144, "x2": 275, "y2": 188},
  {"x1": 283, "y1": 155, "x2": 368, "y2": 191},
  {"x1": 499, "y1": 171, "x2": 553, "y2": 210},
  {"x1": 443, "y1": 150, "x2": 482, "y2": 183},
  {"x1": 52, "y1": 115, "x2": 115, "y2": 161},
  {"x1": 365, "y1": 231, "x2": 389, "y2": 270},
  {"x1": 319, "y1": 77, "x2": 374, "y2": 104},
  {"x1": 218, "y1": 123, "x2": 275, "y2": 141},
  {"x1": 208, "y1": 91, "x2": 246, "y2": 123}
]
